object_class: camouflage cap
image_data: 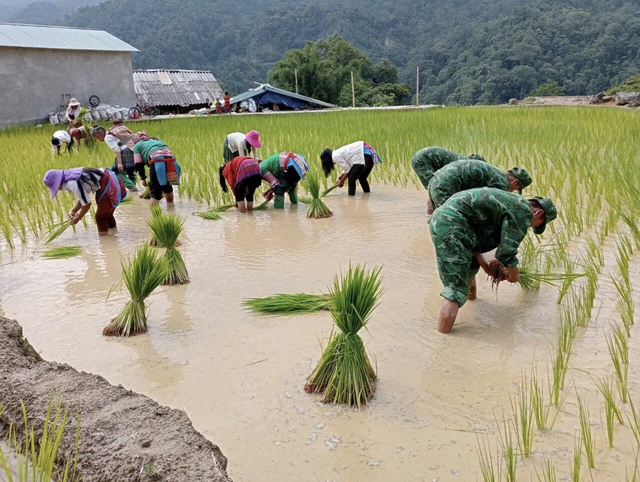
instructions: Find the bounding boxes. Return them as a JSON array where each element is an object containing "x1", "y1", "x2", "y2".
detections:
[
  {"x1": 509, "y1": 167, "x2": 532, "y2": 194},
  {"x1": 531, "y1": 196, "x2": 557, "y2": 235}
]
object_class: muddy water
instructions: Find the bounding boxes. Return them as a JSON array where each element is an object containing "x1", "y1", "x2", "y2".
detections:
[{"x1": 1, "y1": 184, "x2": 639, "y2": 481}]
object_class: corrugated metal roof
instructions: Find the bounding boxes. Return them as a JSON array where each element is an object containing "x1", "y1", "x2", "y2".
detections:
[
  {"x1": 230, "y1": 84, "x2": 336, "y2": 108},
  {"x1": 133, "y1": 70, "x2": 224, "y2": 107},
  {"x1": 0, "y1": 23, "x2": 138, "y2": 52}
]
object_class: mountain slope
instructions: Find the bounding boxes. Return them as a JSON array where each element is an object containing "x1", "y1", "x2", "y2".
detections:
[{"x1": 65, "y1": 0, "x2": 640, "y2": 104}]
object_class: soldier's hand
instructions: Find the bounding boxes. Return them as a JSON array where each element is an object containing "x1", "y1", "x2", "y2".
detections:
[{"x1": 504, "y1": 266, "x2": 520, "y2": 283}]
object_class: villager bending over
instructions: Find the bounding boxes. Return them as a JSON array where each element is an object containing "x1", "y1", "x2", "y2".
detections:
[
  {"x1": 220, "y1": 156, "x2": 263, "y2": 213},
  {"x1": 320, "y1": 141, "x2": 382, "y2": 196},
  {"x1": 223, "y1": 130, "x2": 262, "y2": 163},
  {"x1": 260, "y1": 152, "x2": 309, "y2": 208},
  {"x1": 133, "y1": 138, "x2": 181, "y2": 208}
]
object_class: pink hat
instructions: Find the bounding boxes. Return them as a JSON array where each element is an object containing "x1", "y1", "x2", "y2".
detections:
[
  {"x1": 43, "y1": 170, "x2": 64, "y2": 199},
  {"x1": 68, "y1": 97, "x2": 80, "y2": 107},
  {"x1": 245, "y1": 130, "x2": 262, "y2": 148}
]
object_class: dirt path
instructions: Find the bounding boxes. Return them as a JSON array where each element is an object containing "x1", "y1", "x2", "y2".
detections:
[{"x1": 0, "y1": 317, "x2": 231, "y2": 482}]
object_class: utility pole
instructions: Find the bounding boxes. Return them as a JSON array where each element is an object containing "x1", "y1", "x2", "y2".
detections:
[
  {"x1": 416, "y1": 66, "x2": 420, "y2": 106},
  {"x1": 294, "y1": 68, "x2": 298, "y2": 94},
  {"x1": 351, "y1": 71, "x2": 356, "y2": 108}
]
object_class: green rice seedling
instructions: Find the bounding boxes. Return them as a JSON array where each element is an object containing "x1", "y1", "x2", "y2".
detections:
[
  {"x1": 243, "y1": 293, "x2": 333, "y2": 314},
  {"x1": 530, "y1": 367, "x2": 550, "y2": 430},
  {"x1": 595, "y1": 377, "x2": 621, "y2": 448},
  {"x1": 607, "y1": 323, "x2": 629, "y2": 403},
  {"x1": 487, "y1": 260, "x2": 585, "y2": 293},
  {"x1": 147, "y1": 212, "x2": 189, "y2": 285},
  {"x1": 510, "y1": 373, "x2": 534, "y2": 457},
  {"x1": 43, "y1": 246, "x2": 82, "y2": 259},
  {"x1": 476, "y1": 435, "x2": 501, "y2": 482},
  {"x1": 551, "y1": 316, "x2": 574, "y2": 407},
  {"x1": 304, "y1": 172, "x2": 333, "y2": 219},
  {"x1": 535, "y1": 457, "x2": 557, "y2": 482},
  {"x1": 45, "y1": 220, "x2": 71, "y2": 244},
  {"x1": 194, "y1": 209, "x2": 221, "y2": 220},
  {"x1": 321, "y1": 184, "x2": 339, "y2": 197},
  {"x1": 139, "y1": 187, "x2": 152, "y2": 199},
  {"x1": 0, "y1": 399, "x2": 80, "y2": 482},
  {"x1": 626, "y1": 449, "x2": 639, "y2": 481},
  {"x1": 253, "y1": 199, "x2": 269, "y2": 210},
  {"x1": 577, "y1": 394, "x2": 596, "y2": 469},
  {"x1": 612, "y1": 275, "x2": 634, "y2": 336},
  {"x1": 102, "y1": 244, "x2": 169, "y2": 336},
  {"x1": 572, "y1": 433, "x2": 582, "y2": 482},
  {"x1": 628, "y1": 396, "x2": 640, "y2": 448},
  {"x1": 304, "y1": 264, "x2": 382, "y2": 407},
  {"x1": 496, "y1": 411, "x2": 517, "y2": 482}
]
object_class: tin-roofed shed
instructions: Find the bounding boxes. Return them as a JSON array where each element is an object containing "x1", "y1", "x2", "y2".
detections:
[
  {"x1": 230, "y1": 84, "x2": 336, "y2": 112},
  {"x1": 133, "y1": 70, "x2": 224, "y2": 112},
  {"x1": 0, "y1": 23, "x2": 138, "y2": 126}
]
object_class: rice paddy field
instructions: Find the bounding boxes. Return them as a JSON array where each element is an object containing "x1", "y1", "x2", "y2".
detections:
[{"x1": 1, "y1": 106, "x2": 640, "y2": 481}]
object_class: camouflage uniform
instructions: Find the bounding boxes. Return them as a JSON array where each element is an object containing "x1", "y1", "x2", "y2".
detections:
[
  {"x1": 411, "y1": 147, "x2": 467, "y2": 190},
  {"x1": 428, "y1": 188, "x2": 532, "y2": 307},
  {"x1": 428, "y1": 160, "x2": 509, "y2": 209}
]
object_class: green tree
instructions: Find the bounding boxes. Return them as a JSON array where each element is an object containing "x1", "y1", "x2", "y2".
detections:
[{"x1": 530, "y1": 81, "x2": 566, "y2": 96}]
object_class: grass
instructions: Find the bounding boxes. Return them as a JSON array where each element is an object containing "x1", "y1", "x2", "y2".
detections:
[
  {"x1": 147, "y1": 211, "x2": 189, "y2": 285},
  {"x1": 304, "y1": 264, "x2": 382, "y2": 407},
  {"x1": 43, "y1": 246, "x2": 82, "y2": 259},
  {"x1": 0, "y1": 399, "x2": 80, "y2": 482},
  {"x1": 243, "y1": 293, "x2": 333, "y2": 314},
  {"x1": 102, "y1": 244, "x2": 169, "y2": 336}
]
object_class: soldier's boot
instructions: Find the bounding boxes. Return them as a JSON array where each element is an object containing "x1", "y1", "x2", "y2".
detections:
[
  {"x1": 274, "y1": 194, "x2": 285, "y2": 209},
  {"x1": 288, "y1": 189, "x2": 298, "y2": 205}
]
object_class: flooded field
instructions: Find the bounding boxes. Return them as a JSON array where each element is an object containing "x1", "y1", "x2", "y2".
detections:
[{"x1": 2, "y1": 180, "x2": 639, "y2": 481}]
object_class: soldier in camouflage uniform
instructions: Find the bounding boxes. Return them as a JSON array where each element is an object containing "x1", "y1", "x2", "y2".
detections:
[
  {"x1": 428, "y1": 187, "x2": 557, "y2": 334},
  {"x1": 410, "y1": 147, "x2": 487, "y2": 212},
  {"x1": 428, "y1": 160, "x2": 532, "y2": 210}
]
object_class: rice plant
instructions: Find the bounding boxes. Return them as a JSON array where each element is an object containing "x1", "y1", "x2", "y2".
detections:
[
  {"x1": 627, "y1": 449, "x2": 639, "y2": 482},
  {"x1": 496, "y1": 411, "x2": 517, "y2": 482},
  {"x1": 0, "y1": 399, "x2": 80, "y2": 482},
  {"x1": 45, "y1": 220, "x2": 71, "y2": 244},
  {"x1": 577, "y1": 394, "x2": 596, "y2": 469},
  {"x1": 476, "y1": 435, "x2": 501, "y2": 482},
  {"x1": 147, "y1": 211, "x2": 189, "y2": 284},
  {"x1": 551, "y1": 316, "x2": 574, "y2": 407},
  {"x1": 139, "y1": 187, "x2": 152, "y2": 199},
  {"x1": 535, "y1": 458, "x2": 557, "y2": 482},
  {"x1": 606, "y1": 323, "x2": 629, "y2": 403},
  {"x1": 193, "y1": 202, "x2": 236, "y2": 220},
  {"x1": 530, "y1": 367, "x2": 550, "y2": 430},
  {"x1": 243, "y1": 293, "x2": 333, "y2": 314},
  {"x1": 304, "y1": 264, "x2": 382, "y2": 407},
  {"x1": 510, "y1": 374, "x2": 534, "y2": 457},
  {"x1": 572, "y1": 433, "x2": 582, "y2": 482},
  {"x1": 595, "y1": 376, "x2": 624, "y2": 448},
  {"x1": 303, "y1": 172, "x2": 333, "y2": 219},
  {"x1": 43, "y1": 246, "x2": 82, "y2": 259},
  {"x1": 102, "y1": 244, "x2": 169, "y2": 336},
  {"x1": 487, "y1": 260, "x2": 585, "y2": 293},
  {"x1": 321, "y1": 184, "x2": 339, "y2": 197},
  {"x1": 628, "y1": 395, "x2": 640, "y2": 449}
]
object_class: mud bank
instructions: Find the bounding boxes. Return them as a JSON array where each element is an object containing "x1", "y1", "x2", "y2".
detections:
[{"x1": 0, "y1": 317, "x2": 231, "y2": 482}]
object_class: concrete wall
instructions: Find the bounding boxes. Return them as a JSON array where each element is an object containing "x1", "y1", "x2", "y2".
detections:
[{"x1": 0, "y1": 47, "x2": 136, "y2": 126}]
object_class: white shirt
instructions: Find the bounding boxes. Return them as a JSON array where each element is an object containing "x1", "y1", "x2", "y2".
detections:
[
  {"x1": 227, "y1": 132, "x2": 253, "y2": 156},
  {"x1": 52, "y1": 130, "x2": 71, "y2": 144},
  {"x1": 104, "y1": 133, "x2": 122, "y2": 153},
  {"x1": 332, "y1": 141, "x2": 365, "y2": 173},
  {"x1": 61, "y1": 169, "x2": 103, "y2": 206},
  {"x1": 66, "y1": 106, "x2": 82, "y2": 123}
]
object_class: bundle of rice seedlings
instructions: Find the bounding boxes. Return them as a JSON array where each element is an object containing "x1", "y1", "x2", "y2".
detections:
[
  {"x1": 45, "y1": 220, "x2": 71, "y2": 244},
  {"x1": 243, "y1": 293, "x2": 333, "y2": 314},
  {"x1": 119, "y1": 195, "x2": 133, "y2": 204},
  {"x1": 139, "y1": 187, "x2": 152, "y2": 199},
  {"x1": 304, "y1": 174, "x2": 333, "y2": 219},
  {"x1": 487, "y1": 259, "x2": 585, "y2": 291},
  {"x1": 193, "y1": 203, "x2": 236, "y2": 220},
  {"x1": 43, "y1": 246, "x2": 82, "y2": 259},
  {"x1": 304, "y1": 264, "x2": 382, "y2": 407},
  {"x1": 103, "y1": 244, "x2": 169, "y2": 336},
  {"x1": 253, "y1": 199, "x2": 269, "y2": 210},
  {"x1": 147, "y1": 211, "x2": 189, "y2": 284},
  {"x1": 321, "y1": 184, "x2": 339, "y2": 197}
]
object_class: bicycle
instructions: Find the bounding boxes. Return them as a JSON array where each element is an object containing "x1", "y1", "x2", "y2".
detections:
[{"x1": 128, "y1": 102, "x2": 159, "y2": 119}]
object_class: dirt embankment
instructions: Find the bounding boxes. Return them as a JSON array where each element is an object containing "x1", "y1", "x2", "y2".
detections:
[{"x1": 0, "y1": 317, "x2": 231, "y2": 482}]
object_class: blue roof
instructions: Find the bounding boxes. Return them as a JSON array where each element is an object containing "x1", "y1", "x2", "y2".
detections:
[
  {"x1": 230, "y1": 84, "x2": 336, "y2": 108},
  {"x1": 0, "y1": 23, "x2": 138, "y2": 52}
]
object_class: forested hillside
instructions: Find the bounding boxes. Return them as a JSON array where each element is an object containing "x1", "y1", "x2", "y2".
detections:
[{"x1": 65, "y1": 0, "x2": 639, "y2": 105}]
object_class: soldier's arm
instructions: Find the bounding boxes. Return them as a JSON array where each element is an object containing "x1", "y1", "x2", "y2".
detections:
[{"x1": 495, "y1": 215, "x2": 529, "y2": 268}]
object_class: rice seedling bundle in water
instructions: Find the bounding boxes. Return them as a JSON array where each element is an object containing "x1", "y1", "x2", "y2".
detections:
[
  {"x1": 321, "y1": 184, "x2": 339, "y2": 197},
  {"x1": 147, "y1": 211, "x2": 189, "y2": 285},
  {"x1": 304, "y1": 264, "x2": 382, "y2": 407},
  {"x1": 45, "y1": 220, "x2": 71, "y2": 244},
  {"x1": 304, "y1": 174, "x2": 333, "y2": 219},
  {"x1": 103, "y1": 244, "x2": 169, "y2": 336},
  {"x1": 486, "y1": 259, "x2": 585, "y2": 292},
  {"x1": 193, "y1": 202, "x2": 236, "y2": 220},
  {"x1": 43, "y1": 246, "x2": 82, "y2": 259},
  {"x1": 243, "y1": 293, "x2": 333, "y2": 314},
  {"x1": 139, "y1": 187, "x2": 152, "y2": 199}
]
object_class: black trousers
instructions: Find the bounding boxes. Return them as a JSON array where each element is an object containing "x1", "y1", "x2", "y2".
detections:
[
  {"x1": 348, "y1": 154, "x2": 374, "y2": 196},
  {"x1": 234, "y1": 174, "x2": 262, "y2": 202}
]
